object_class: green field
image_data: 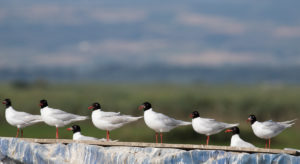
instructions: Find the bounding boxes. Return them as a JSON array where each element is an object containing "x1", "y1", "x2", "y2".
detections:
[{"x1": 0, "y1": 83, "x2": 299, "y2": 149}]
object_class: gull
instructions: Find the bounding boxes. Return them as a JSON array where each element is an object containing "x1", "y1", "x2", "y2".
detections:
[
  {"x1": 40, "y1": 99, "x2": 88, "y2": 139},
  {"x1": 247, "y1": 114, "x2": 296, "y2": 148},
  {"x1": 89, "y1": 102, "x2": 142, "y2": 141},
  {"x1": 2, "y1": 98, "x2": 43, "y2": 137},
  {"x1": 139, "y1": 102, "x2": 191, "y2": 143},
  {"x1": 67, "y1": 125, "x2": 117, "y2": 142},
  {"x1": 225, "y1": 126, "x2": 256, "y2": 148},
  {"x1": 190, "y1": 111, "x2": 239, "y2": 145}
]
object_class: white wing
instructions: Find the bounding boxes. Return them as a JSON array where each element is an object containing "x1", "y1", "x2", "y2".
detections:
[
  {"x1": 47, "y1": 108, "x2": 87, "y2": 121},
  {"x1": 261, "y1": 120, "x2": 287, "y2": 132},
  {"x1": 100, "y1": 111, "x2": 121, "y2": 117},
  {"x1": 95, "y1": 111, "x2": 141, "y2": 125},
  {"x1": 7, "y1": 108, "x2": 42, "y2": 126},
  {"x1": 152, "y1": 111, "x2": 191, "y2": 126},
  {"x1": 202, "y1": 118, "x2": 238, "y2": 131},
  {"x1": 103, "y1": 115, "x2": 142, "y2": 124}
]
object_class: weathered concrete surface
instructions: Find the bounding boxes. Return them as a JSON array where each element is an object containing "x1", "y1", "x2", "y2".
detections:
[
  {"x1": 19, "y1": 138, "x2": 298, "y2": 155},
  {"x1": 0, "y1": 138, "x2": 299, "y2": 164}
]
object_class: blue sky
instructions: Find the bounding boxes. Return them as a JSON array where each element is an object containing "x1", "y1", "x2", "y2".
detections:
[{"x1": 0, "y1": 0, "x2": 300, "y2": 70}]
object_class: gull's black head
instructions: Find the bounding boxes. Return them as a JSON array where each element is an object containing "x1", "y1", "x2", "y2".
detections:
[
  {"x1": 225, "y1": 126, "x2": 240, "y2": 135},
  {"x1": 39, "y1": 99, "x2": 48, "y2": 108},
  {"x1": 190, "y1": 111, "x2": 200, "y2": 119},
  {"x1": 88, "y1": 102, "x2": 101, "y2": 111},
  {"x1": 138, "y1": 102, "x2": 152, "y2": 111},
  {"x1": 67, "y1": 125, "x2": 81, "y2": 133},
  {"x1": 2, "y1": 98, "x2": 12, "y2": 108},
  {"x1": 247, "y1": 114, "x2": 257, "y2": 124}
]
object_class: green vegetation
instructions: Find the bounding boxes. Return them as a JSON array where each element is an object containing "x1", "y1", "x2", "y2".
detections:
[{"x1": 0, "y1": 83, "x2": 299, "y2": 149}]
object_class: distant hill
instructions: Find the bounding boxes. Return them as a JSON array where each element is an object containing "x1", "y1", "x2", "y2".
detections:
[
  {"x1": 1, "y1": 0, "x2": 300, "y2": 84},
  {"x1": 1, "y1": 64, "x2": 300, "y2": 84}
]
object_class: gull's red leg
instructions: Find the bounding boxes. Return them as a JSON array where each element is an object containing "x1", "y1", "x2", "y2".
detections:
[
  {"x1": 16, "y1": 128, "x2": 19, "y2": 138},
  {"x1": 106, "y1": 131, "x2": 110, "y2": 141},
  {"x1": 206, "y1": 136, "x2": 210, "y2": 145},
  {"x1": 265, "y1": 140, "x2": 268, "y2": 148},
  {"x1": 56, "y1": 127, "x2": 59, "y2": 139}
]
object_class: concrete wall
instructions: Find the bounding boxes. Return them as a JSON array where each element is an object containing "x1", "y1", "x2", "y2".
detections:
[{"x1": 0, "y1": 138, "x2": 299, "y2": 164}]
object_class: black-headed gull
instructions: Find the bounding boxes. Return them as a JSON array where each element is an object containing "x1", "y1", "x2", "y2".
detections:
[
  {"x1": 67, "y1": 125, "x2": 117, "y2": 142},
  {"x1": 40, "y1": 99, "x2": 88, "y2": 139},
  {"x1": 89, "y1": 102, "x2": 142, "y2": 141},
  {"x1": 225, "y1": 126, "x2": 256, "y2": 148},
  {"x1": 138, "y1": 102, "x2": 191, "y2": 143},
  {"x1": 2, "y1": 98, "x2": 43, "y2": 137},
  {"x1": 190, "y1": 111, "x2": 239, "y2": 145},
  {"x1": 247, "y1": 114, "x2": 296, "y2": 148}
]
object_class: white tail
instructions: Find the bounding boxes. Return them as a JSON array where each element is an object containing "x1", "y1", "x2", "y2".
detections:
[
  {"x1": 127, "y1": 116, "x2": 143, "y2": 122},
  {"x1": 179, "y1": 121, "x2": 192, "y2": 126},
  {"x1": 226, "y1": 123, "x2": 239, "y2": 128},
  {"x1": 280, "y1": 119, "x2": 297, "y2": 125},
  {"x1": 25, "y1": 115, "x2": 43, "y2": 126},
  {"x1": 76, "y1": 116, "x2": 89, "y2": 121}
]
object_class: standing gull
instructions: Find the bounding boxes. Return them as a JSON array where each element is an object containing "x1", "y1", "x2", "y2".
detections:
[
  {"x1": 190, "y1": 111, "x2": 239, "y2": 145},
  {"x1": 139, "y1": 102, "x2": 191, "y2": 143},
  {"x1": 89, "y1": 102, "x2": 142, "y2": 141},
  {"x1": 247, "y1": 114, "x2": 296, "y2": 148},
  {"x1": 2, "y1": 98, "x2": 43, "y2": 137},
  {"x1": 40, "y1": 99, "x2": 88, "y2": 139}
]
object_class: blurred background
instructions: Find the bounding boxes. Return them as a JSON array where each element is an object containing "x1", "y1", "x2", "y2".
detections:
[{"x1": 0, "y1": 0, "x2": 299, "y2": 149}]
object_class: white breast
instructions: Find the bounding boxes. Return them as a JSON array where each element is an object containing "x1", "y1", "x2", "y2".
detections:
[
  {"x1": 144, "y1": 109, "x2": 182, "y2": 132},
  {"x1": 192, "y1": 117, "x2": 219, "y2": 135},
  {"x1": 92, "y1": 109, "x2": 141, "y2": 131},
  {"x1": 91, "y1": 110, "x2": 122, "y2": 131},
  {"x1": 6, "y1": 107, "x2": 42, "y2": 128},
  {"x1": 230, "y1": 134, "x2": 256, "y2": 148},
  {"x1": 73, "y1": 132, "x2": 98, "y2": 141},
  {"x1": 40, "y1": 107, "x2": 65, "y2": 127},
  {"x1": 92, "y1": 110, "x2": 111, "y2": 130},
  {"x1": 192, "y1": 117, "x2": 237, "y2": 136},
  {"x1": 144, "y1": 110, "x2": 161, "y2": 132},
  {"x1": 5, "y1": 107, "x2": 19, "y2": 127},
  {"x1": 251, "y1": 121, "x2": 281, "y2": 139}
]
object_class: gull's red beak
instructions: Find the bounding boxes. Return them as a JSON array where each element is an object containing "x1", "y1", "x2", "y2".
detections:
[
  {"x1": 2, "y1": 101, "x2": 6, "y2": 104},
  {"x1": 39, "y1": 103, "x2": 42, "y2": 107},
  {"x1": 138, "y1": 105, "x2": 144, "y2": 110},
  {"x1": 189, "y1": 114, "x2": 193, "y2": 118},
  {"x1": 247, "y1": 118, "x2": 251, "y2": 122},
  {"x1": 67, "y1": 128, "x2": 72, "y2": 131},
  {"x1": 225, "y1": 129, "x2": 233, "y2": 133},
  {"x1": 88, "y1": 106, "x2": 93, "y2": 110}
]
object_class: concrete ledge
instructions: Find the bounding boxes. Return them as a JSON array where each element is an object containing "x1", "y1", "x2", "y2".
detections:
[
  {"x1": 0, "y1": 137, "x2": 300, "y2": 164},
  {"x1": 15, "y1": 137, "x2": 298, "y2": 156}
]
